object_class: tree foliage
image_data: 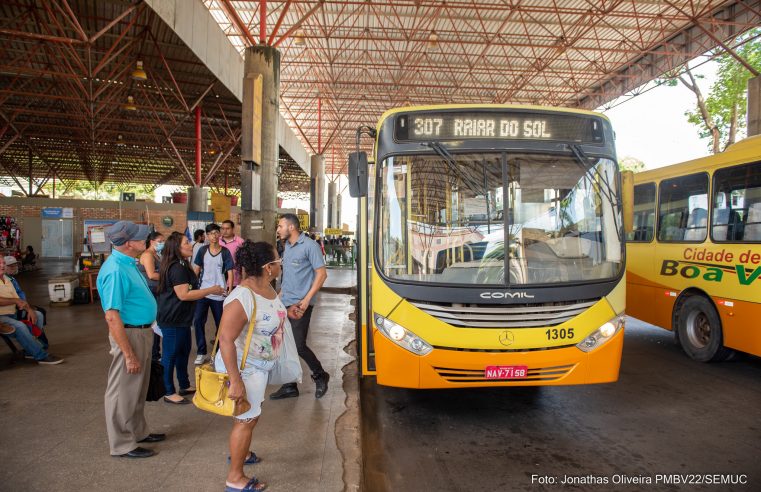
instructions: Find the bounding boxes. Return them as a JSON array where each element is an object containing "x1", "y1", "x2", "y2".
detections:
[
  {"x1": 38, "y1": 180, "x2": 156, "y2": 200},
  {"x1": 618, "y1": 156, "x2": 646, "y2": 173},
  {"x1": 678, "y1": 29, "x2": 761, "y2": 153}
]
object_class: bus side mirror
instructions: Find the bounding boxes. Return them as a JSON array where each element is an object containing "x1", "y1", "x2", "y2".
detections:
[
  {"x1": 348, "y1": 151, "x2": 368, "y2": 198},
  {"x1": 621, "y1": 170, "x2": 634, "y2": 234}
]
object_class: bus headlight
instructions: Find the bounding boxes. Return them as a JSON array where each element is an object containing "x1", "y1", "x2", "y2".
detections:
[
  {"x1": 374, "y1": 313, "x2": 433, "y2": 356},
  {"x1": 576, "y1": 316, "x2": 625, "y2": 353}
]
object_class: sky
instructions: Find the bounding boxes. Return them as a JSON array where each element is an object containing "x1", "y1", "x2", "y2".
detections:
[{"x1": 600, "y1": 60, "x2": 718, "y2": 170}]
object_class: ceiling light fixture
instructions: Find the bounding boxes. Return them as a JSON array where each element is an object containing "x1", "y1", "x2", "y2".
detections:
[
  {"x1": 131, "y1": 60, "x2": 147, "y2": 81},
  {"x1": 427, "y1": 30, "x2": 438, "y2": 48},
  {"x1": 293, "y1": 29, "x2": 306, "y2": 46},
  {"x1": 122, "y1": 96, "x2": 137, "y2": 111}
]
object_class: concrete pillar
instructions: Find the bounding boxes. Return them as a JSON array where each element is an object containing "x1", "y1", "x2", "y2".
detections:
[
  {"x1": 240, "y1": 45, "x2": 280, "y2": 242},
  {"x1": 310, "y1": 154, "x2": 325, "y2": 233},
  {"x1": 187, "y1": 186, "x2": 208, "y2": 212},
  {"x1": 327, "y1": 181, "x2": 337, "y2": 228},
  {"x1": 336, "y1": 191, "x2": 342, "y2": 231},
  {"x1": 748, "y1": 76, "x2": 761, "y2": 137}
]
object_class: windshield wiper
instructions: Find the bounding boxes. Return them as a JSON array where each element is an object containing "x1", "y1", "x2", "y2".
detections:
[
  {"x1": 424, "y1": 141, "x2": 485, "y2": 196},
  {"x1": 569, "y1": 144, "x2": 622, "y2": 240}
]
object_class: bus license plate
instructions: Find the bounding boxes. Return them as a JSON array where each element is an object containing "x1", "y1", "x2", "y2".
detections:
[{"x1": 484, "y1": 365, "x2": 528, "y2": 379}]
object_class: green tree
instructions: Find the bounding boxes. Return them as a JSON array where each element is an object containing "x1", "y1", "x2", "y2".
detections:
[
  {"x1": 670, "y1": 29, "x2": 760, "y2": 153},
  {"x1": 39, "y1": 179, "x2": 156, "y2": 200},
  {"x1": 618, "y1": 156, "x2": 646, "y2": 173}
]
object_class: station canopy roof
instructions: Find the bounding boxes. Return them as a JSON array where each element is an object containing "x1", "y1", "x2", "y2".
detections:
[{"x1": 1, "y1": 0, "x2": 759, "y2": 192}]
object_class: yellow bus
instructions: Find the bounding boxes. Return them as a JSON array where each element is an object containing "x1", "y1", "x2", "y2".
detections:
[
  {"x1": 348, "y1": 105, "x2": 627, "y2": 388},
  {"x1": 626, "y1": 135, "x2": 761, "y2": 362}
]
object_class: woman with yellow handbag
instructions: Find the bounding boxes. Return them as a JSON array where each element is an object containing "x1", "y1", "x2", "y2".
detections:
[{"x1": 215, "y1": 241, "x2": 286, "y2": 492}]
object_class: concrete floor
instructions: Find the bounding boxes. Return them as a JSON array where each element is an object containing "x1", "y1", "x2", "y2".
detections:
[
  {"x1": 360, "y1": 318, "x2": 761, "y2": 492},
  {"x1": 0, "y1": 261, "x2": 360, "y2": 492}
]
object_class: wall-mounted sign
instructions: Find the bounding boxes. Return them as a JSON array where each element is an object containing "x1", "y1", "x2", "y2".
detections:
[
  {"x1": 211, "y1": 193, "x2": 232, "y2": 223},
  {"x1": 162, "y1": 216, "x2": 174, "y2": 227},
  {"x1": 41, "y1": 207, "x2": 74, "y2": 218}
]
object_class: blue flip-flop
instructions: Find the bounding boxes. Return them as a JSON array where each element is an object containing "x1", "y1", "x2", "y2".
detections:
[
  {"x1": 227, "y1": 451, "x2": 261, "y2": 465},
  {"x1": 224, "y1": 476, "x2": 266, "y2": 492}
]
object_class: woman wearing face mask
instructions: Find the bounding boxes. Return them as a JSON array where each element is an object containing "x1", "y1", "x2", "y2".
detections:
[{"x1": 139, "y1": 231, "x2": 165, "y2": 360}]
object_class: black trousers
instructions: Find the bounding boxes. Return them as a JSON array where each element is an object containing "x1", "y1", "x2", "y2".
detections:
[{"x1": 287, "y1": 305, "x2": 324, "y2": 378}]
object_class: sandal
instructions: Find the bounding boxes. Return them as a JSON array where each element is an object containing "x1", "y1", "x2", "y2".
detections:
[
  {"x1": 224, "y1": 476, "x2": 267, "y2": 492},
  {"x1": 228, "y1": 451, "x2": 262, "y2": 465}
]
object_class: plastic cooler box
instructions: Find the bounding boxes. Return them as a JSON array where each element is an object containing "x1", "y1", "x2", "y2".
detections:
[{"x1": 48, "y1": 274, "x2": 79, "y2": 303}]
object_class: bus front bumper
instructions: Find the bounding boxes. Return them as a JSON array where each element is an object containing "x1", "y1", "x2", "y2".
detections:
[{"x1": 373, "y1": 328, "x2": 624, "y2": 388}]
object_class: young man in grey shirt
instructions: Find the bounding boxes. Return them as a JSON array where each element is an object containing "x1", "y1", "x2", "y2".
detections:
[{"x1": 271, "y1": 213, "x2": 330, "y2": 399}]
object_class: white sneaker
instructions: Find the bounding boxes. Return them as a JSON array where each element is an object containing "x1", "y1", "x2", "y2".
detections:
[{"x1": 194, "y1": 354, "x2": 207, "y2": 365}]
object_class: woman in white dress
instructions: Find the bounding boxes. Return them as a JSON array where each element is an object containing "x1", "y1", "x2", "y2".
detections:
[{"x1": 216, "y1": 240, "x2": 285, "y2": 492}]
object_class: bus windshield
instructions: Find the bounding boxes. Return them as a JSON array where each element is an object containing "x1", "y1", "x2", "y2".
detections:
[{"x1": 378, "y1": 151, "x2": 623, "y2": 286}]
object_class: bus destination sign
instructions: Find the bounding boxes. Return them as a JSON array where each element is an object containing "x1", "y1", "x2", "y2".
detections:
[{"x1": 394, "y1": 111, "x2": 603, "y2": 144}]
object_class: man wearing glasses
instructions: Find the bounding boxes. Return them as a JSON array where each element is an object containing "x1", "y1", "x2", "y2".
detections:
[{"x1": 192, "y1": 223, "x2": 234, "y2": 365}]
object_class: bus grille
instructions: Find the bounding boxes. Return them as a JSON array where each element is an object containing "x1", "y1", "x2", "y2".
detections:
[
  {"x1": 410, "y1": 299, "x2": 599, "y2": 328},
  {"x1": 433, "y1": 364, "x2": 575, "y2": 383}
]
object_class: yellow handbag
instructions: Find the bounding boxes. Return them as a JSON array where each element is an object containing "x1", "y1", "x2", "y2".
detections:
[{"x1": 193, "y1": 294, "x2": 257, "y2": 417}]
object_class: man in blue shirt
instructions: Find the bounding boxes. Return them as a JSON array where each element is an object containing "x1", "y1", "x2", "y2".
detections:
[
  {"x1": 97, "y1": 221, "x2": 163, "y2": 459},
  {"x1": 271, "y1": 213, "x2": 329, "y2": 400}
]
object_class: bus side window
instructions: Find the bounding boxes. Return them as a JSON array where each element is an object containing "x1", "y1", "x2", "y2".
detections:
[
  {"x1": 658, "y1": 173, "x2": 708, "y2": 243},
  {"x1": 627, "y1": 182, "x2": 655, "y2": 242},
  {"x1": 744, "y1": 203, "x2": 761, "y2": 241},
  {"x1": 712, "y1": 160, "x2": 761, "y2": 242}
]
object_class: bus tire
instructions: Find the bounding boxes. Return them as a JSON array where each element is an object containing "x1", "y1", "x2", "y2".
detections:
[{"x1": 676, "y1": 296, "x2": 733, "y2": 362}]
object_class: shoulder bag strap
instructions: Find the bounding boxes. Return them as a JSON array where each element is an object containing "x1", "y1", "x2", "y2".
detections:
[
  {"x1": 208, "y1": 287, "x2": 258, "y2": 372},
  {"x1": 238, "y1": 287, "x2": 257, "y2": 371}
]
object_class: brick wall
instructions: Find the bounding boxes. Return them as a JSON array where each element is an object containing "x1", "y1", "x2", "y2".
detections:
[{"x1": 0, "y1": 197, "x2": 241, "y2": 254}]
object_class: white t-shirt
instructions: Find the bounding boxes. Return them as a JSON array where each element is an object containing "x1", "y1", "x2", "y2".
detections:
[
  {"x1": 199, "y1": 248, "x2": 227, "y2": 301},
  {"x1": 217, "y1": 286, "x2": 286, "y2": 371}
]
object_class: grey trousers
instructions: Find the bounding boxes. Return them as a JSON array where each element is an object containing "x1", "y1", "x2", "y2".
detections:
[{"x1": 104, "y1": 328, "x2": 153, "y2": 455}]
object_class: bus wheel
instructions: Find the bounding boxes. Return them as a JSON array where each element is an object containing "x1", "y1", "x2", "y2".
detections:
[{"x1": 677, "y1": 296, "x2": 733, "y2": 362}]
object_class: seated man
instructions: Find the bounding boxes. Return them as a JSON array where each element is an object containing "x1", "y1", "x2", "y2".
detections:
[
  {"x1": 0, "y1": 256, "x2": 63, "y2": 364},
  {"x1": 5, "y1": 255, "x2": 50, "y2": 348}
]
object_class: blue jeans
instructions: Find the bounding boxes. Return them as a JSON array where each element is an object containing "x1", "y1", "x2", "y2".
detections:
[
  {"x1": 0, "y1": 311, "x2": 48, "y2": 360},
  {"x1": 160, "y1": 326, "x2": 192, "y2": 396},
  {"x1": 193, "y1": 297, "x2": 223, "y2": 355}
]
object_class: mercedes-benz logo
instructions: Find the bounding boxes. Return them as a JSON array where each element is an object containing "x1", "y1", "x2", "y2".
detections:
[{"x1": 499, "y1": 330, "x2": 514, "y2": 346}]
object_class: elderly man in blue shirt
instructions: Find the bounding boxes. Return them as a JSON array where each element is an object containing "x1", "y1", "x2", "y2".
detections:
[
  {"x1": 97, "y1": 221, "x2": 164, "y2": 459},
  {"x1": 270, "y1": 213, "x2": 330, "y2": 400}
]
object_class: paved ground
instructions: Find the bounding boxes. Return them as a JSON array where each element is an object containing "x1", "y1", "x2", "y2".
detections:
[
  {"x1": 360, "y1": 317, "x2": 761, "y2": 492},
  {"x1": 0, "y1": 261, "x2": 359, "y2": 492}
]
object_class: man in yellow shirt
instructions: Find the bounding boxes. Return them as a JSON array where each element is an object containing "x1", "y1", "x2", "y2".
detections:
[{"x1": 0, "y1": 256, "x2": 63, "y2": 364}]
